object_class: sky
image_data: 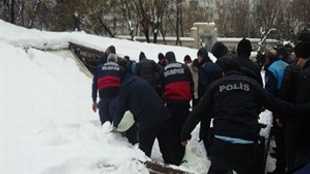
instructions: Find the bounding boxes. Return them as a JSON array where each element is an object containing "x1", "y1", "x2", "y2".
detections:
[{"x1": 0, "y1": 20, "x2": 275, "y2": 174}]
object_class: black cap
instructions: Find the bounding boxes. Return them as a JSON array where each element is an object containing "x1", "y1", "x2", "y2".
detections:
[
  {"x1": 277, "y1": 47, "x2": 289, "y2": 57},
  {"x1": 184, "y1": 55, "x2": 191, "y2": 62},
  {"x1": 165, "y1": 51, "x2": 176, "y2": 62},
  {"x1": 294, "y1": 42, "x2": 310, "y2": 59},
  {"x1": 197, "y1": 47, "x2": 210, "y2": 60},
  {"x1": 237, "y1": 38, "x2": 252, "y2": 56},
  {"x1": 139, "y1": 52, "x2": 146, "y2": 61},
  {"x1": 158, "y1": 53, "x2": 165, "y2": 60},
  {"x1": 211, "y1": 41, "x2": 229, "y2": 58}
]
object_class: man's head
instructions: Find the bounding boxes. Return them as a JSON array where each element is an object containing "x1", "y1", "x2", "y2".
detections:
[
  {"x1": 139, "y1": 52, "x2": 146, "y2": 61},
  {"x1": 184, "y1": 55, "x2": 192, "y2": 64},
  {"x1": 197, "y1": 47, "x2": 210, "y2": 63},
  {"x1": 277, "y1": 47, "x2": 289, "y2": 59},
  {"x1": 107, "y1": 54, "x2": 117, "y2": 62},
  {"x1": 105, "y1": 45, "x2": 116, "y2": 55},
  {"x1": 158, "y1": 53, "x2": 165, "y2": 61},
  {"x1": 297, "y1": 31, "x2": 310, "y2": 43},
  {"x1": 124, "y1": 56, "x2": 130, "y2": 62},
  {"x1": 211, "y1": 41, "x2": 229, "y2": 59},
  {"x1": 294, "y1": 42, "x2": 310, "y2": 68},
  {"x1": 165, "y1": 51, "x2": 176, "y2": 64},
  {"x1": 265, "y1": 49, "x2": 278, "y2": 65},
  {"x1": 237, "y1": 38, "x2": 252, "y2": 57},
  {"x1": 220, "y1": 55, "x2": 240, "y2": 75}
]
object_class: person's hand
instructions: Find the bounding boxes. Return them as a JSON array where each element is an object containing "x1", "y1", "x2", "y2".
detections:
[
  {"x1": 181, "y1": 140, "x2": 188, "y2": 146},
  {"x1": 276, "y1": 119, "x2": 284, "y2": 127},
  {"x1": 110, "y1": 125, "x2": 117, "y2": 133},
  {"x1": 92, "y1": 102, "x2": 97, "y2": 112}
]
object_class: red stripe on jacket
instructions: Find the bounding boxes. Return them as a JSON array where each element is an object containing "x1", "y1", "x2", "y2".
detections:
[
  {"x1": 164, "y1": 81, "x2": 191, "y2": 101},
  {"x1": 97, "y1": 76, "x2": 121, "y2": 89}
]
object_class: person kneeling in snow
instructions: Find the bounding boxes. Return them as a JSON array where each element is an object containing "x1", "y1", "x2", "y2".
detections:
[{"x1": 112, "y1": 74, "x2": 184, "y2": 165}]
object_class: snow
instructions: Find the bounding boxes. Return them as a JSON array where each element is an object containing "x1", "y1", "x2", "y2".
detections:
[{"x1": 0, "y1": 19, "x2": 274, "y2": 174}]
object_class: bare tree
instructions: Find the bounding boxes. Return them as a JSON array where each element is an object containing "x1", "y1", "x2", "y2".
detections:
[
  {"x1": 150, "y1": 0, "x2": 168, "y2": 43},
  {"x1": 215, "y1": 0, "x2": 250, "y2": 37},
  {"x1": 119, "y1": 0, "x2": 136, "y2": 40},
  {"x1": 134, "y1": 0, "x2": 152, "y2": 43},
  {"x1": 27, "y1": 0, "x2": 42, "y2": 28},
  {"x1": 175, "y1": 0, "x2": 182, "y2": 45}
]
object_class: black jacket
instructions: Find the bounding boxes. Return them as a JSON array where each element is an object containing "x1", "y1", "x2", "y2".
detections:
[
  {"x1": 134, "y1": 58, "x2": 163, "y2": 89},
  {"x1": 181, "y1": 71, "x2": 272, "y2": 142},
  {"x1": 113, "y1": 75, "x2": 171, "y2": 130},
  {"x1": 235, "y1": 54, "x2": 263, "y2": 86},
  {"x1": 278, "y1": 63, "x2": 301, "y2": 102},
  {"x1": 294, "y1": 60, "x2": 310, "y2": 149},
  {"x1": 198, "y1": 60, "x2": 222, "y2": 99}
]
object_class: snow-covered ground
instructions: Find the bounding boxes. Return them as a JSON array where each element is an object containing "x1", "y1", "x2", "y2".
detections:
[{"x1": 0, "y1": 20, "x2": 274, "y2": 174}]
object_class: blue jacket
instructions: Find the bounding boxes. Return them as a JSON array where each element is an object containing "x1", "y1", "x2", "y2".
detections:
[
  {"x1": 265, "y1": 59, "x2": 288, "y2": 95},
  {"x1": 113, "y1": 75, "x2": 171, "y2": 130}
]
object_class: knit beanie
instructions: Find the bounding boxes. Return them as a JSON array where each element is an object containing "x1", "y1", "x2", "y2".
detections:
[
  {"x1": 184, "y1": 55, "x2": 191, "y2": 62},
  {"x1": 165, "y1": 51, "x2": 176, "y2": 62},
  {"x1": 237, "y1": 38, "x2": 252, "y2": 56},
  {"x1": 158, "y1": 53, "x2": 165, "y2": 60},
  {"x1": 197, "y1": 47, "x2": 210, "y2": 61},
  {"x1": 294, "y1": 42, "x2": 310, "y2": 59},
  {"x1": 298, "y1": 31, "x2": 310, "y2": 42},
  {"x1": 211, "y1": 41, "x2": 229, "y2": 58},
  {"x1": 139, "y1": 52, "x2": 146, "y2": 61}
]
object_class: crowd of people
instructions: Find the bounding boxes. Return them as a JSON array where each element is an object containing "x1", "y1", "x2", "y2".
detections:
[{"x1": 90, "y1": 32, "x2": 310, "y2": 173}]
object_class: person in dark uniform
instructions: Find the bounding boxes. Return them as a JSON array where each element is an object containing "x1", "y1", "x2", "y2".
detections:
[
  {"x1": 235, "y1": 38, "x2": 263, "y2": 86},
  {"x1": 160, "y1": 51, "x2": 193, "y2": 160},
  {"x1": 181, "y1": 56, "x2": 272, "y2": 174},
  {"x1": 91, "y1": 54, "x2": 124, "y2": 125},
  {"x1": 112, "y1": 74, "x2": 183, "y2": 165}
]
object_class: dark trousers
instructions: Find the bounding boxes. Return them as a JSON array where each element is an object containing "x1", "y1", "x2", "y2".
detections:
[
  {"x1": 98, "y1": 98, "x2": 114, "y2": 124},
  {"x1": 295, "y1": 147, "x2": 310, "y2": 170},
  {"x1": 166, "y1": 101, "x2": 190, "y2": 161},
  {"x1": 192, "y1": 98, "x2": 199, "y2": 108},
  {"x1": 166, "y1": 101, "x2": 190, "y2": 135},
  {"x1": 285, "y1": 120, "x2": 297, "y2": 172},
  {"x1": 208, "y1": 138, "x2": 264, "y2": 174},
  {"x1": 125, "y1": 124, "x2": 139, "y2": 145},
  {"x1": 138, "y1": 119, "x2": 183, "y2": 165},
  {"x1": 271, "y1": 124, "x2": 286, "y2": 173}
]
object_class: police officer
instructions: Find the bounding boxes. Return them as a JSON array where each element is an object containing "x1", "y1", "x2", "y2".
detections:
[{"x1": 181, "y1": 56, "x2": 272, "y2": 174}]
